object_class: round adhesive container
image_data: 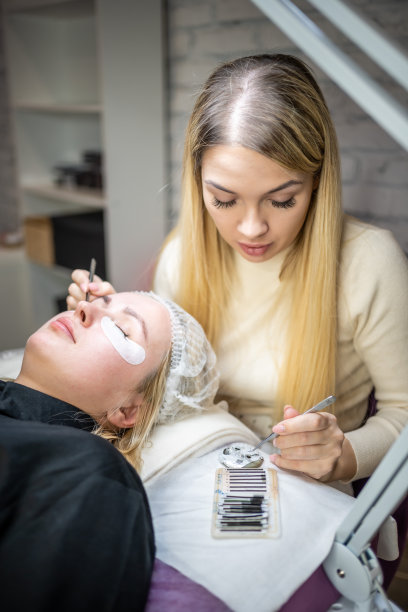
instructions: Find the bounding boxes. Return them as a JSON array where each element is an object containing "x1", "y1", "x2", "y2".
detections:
[{"x1": 219, "y1": 443, "x2": 264, "y2": 469}]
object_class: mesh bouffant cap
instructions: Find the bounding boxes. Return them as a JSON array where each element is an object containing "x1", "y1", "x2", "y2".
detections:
[{"x1": 145, "y1": 292, "x2": 224, "y2": 424}]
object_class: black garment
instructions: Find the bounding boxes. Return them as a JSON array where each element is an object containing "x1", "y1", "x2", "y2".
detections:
[{"x1": 0, "y1": 381, "x2": 155, "y2": 612}]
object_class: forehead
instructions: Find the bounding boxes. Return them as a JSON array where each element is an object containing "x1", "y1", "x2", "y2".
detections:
[
  {"x1": 109, "y1": 293, "x2": 171, "y2": 340},
  {"x1": 201, "y1": 145, "x2": 303, "y2": 182},
  {"x1": 109, "y1": 291, "x2": 161, "y2": 310}
]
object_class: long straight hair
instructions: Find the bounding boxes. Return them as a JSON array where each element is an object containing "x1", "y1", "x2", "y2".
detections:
[{"x1": 161, "y1": 54, "x2": 343, "y2": 415}]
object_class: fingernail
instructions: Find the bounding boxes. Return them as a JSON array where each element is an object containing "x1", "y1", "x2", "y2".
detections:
[
  {"x1": 269, "y1": 454, "x2": 278, "y2": 464},
  {"x1": 273, "y1": 424, "x2": 285, "y2": 433},
  {"x1": 80, "y1": 283, "x2": 88, "y2": 292}
]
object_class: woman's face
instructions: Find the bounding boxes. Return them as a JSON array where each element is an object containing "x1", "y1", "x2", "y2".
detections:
[
  {"x1": 18, "y1": 292, "x2": 171, "y2": 424},
  {"x1": 201, "y1": 145, "x2": 315, "y2": 262}
]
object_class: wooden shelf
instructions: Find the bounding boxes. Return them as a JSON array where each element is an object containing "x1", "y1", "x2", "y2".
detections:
[
  {"x1": 4, "y1": 0, "x2": 166, "y2": 328},
  {"x1": 14, "y1": 102, "x2": 102, "y2": 114},
  {"x1": 22, "y1": 183, "x2": 105, "y2": 209},
  {"x1": 3, "y1": 0, "x2": 94, "y2": 18}
]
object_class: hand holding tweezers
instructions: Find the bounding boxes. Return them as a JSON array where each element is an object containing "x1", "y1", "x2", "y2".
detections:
[{"x1": 249, "y1": 394, "x2": 336, "y2": 452}]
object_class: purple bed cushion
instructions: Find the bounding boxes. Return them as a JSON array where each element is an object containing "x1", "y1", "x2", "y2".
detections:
[{"x1": 145, "y1": 558, "x2": 232, "y2": 612}]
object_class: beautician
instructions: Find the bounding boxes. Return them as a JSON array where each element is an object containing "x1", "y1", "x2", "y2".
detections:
[{"x1": 67, "y1": 54, "x2": 408, "y2": 487}]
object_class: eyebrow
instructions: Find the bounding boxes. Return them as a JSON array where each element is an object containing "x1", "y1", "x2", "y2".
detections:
[
  {"x1": 204, "y1": 179, "x2": 303, "y2": 195},
  {"x1": 124, "y1": 307, "x2": 148, "y2": 342}
]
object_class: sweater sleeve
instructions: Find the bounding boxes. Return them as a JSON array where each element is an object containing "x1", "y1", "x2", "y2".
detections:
[{"x1": 340, "y1": 222, "x2": 408, "y2": 479}]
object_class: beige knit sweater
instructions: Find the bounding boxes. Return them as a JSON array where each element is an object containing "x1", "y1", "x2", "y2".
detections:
[{"x1": 154, "y1": 217, "x2": 408, "y2": 480}]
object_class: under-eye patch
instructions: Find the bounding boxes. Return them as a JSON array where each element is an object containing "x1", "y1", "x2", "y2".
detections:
[{"x1": 101, "y1": 316, "x2": 146, "y2": 365}]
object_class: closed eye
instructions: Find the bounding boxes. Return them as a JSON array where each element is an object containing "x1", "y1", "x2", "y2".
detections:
[
  {"x1": 96, "y1": 296, "x2": 139, "y2": 340},
  {"x1": 271, "y1": 197, "x2": 295, "y2": 209},
  {"x1": 212, "y1": 197, "x2": 236, "y2": 209},
  {"x1": 115, "y1": 324, "x2": 129, "y2": 338}
]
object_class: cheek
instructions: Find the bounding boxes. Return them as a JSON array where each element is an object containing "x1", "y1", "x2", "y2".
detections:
[
  {"x1": 205, "y1": 203, "x2": 233, "y2": 235},
  {"x1": 294, "y1": 198, "x2": 311, "y2": 227},
  {"x1": 79, "y1": 349, "x2": 138, "y2": 398},
  {"x1": 78, "y1": 334, "x2": 134, "y2": 380},
  {"x1": 283, "y1": 198, "x2": 311, "y2": 236}
]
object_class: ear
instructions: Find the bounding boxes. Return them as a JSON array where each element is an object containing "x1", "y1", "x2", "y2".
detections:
[{"x1": 108, "y1": 393, "x2": 144, "y2": 429}]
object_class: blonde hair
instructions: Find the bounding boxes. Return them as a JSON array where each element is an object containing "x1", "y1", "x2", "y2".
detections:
[
  {"x1": 161, "y1": 54, "x2": 343, "y2": 416},
  {"x1": 95, "y1": 351, "x2": 171, "y2": 472}
]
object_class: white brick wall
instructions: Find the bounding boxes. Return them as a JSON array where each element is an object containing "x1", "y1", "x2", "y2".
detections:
[{"x1": 165, "y1": 0, "x2": 408, "y2": 252}]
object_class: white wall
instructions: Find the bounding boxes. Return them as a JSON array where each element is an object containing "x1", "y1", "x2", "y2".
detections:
[{"x1": 0, "y1": 247, "x2": 33, "y2": 350}]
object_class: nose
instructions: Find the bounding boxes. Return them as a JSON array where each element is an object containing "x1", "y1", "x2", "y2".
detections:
[
  {"x1": 237, "y1": 206, "x2": 268, "y2": 240},
  {"x1": 75, "y1": 300, "x2": 99, "y2": 327}
]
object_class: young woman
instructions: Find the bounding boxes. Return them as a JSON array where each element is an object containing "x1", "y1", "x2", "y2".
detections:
[
  {"x1": 16, "y1": 290, "x2": 220, "y2": 471},
  {"x1": 67, "y1": 54, "x2": 408, "y2": 485},
  {"x1": 0, "y1": 290, "x2": 222, "y2": 611}
]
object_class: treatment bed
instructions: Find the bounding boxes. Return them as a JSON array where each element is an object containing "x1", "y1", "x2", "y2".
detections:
[{"x1": 1, "y1": 348, "x2": 406, "y2": 611}]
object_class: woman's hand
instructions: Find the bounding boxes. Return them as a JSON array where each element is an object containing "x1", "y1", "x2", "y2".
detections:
[
  {"x1": 66, "y1": 268, "x2": 116, "y2": 310},
  {"x1": 269, "y1": 405, "x2": 357, "y2": 482}
]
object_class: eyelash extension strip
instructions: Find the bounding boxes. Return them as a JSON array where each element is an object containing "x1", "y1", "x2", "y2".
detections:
[{"x1": 211, "y1": 468, "x2": 280, "y2": 539}]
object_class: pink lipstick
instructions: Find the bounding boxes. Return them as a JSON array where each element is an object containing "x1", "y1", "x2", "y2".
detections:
[
  {"x1": 238, "y1": 242, "x2": 272, "y2": 257},
  {"x1": 51, "y1": 317, "x2": 75, "y2": 342}
]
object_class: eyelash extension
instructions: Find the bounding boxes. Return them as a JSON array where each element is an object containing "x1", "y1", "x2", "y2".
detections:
[
  {"x1": 212, "y1": 197, "x2": 296, "y2": 210},
  {"x1": 271, "y1": 198, "x2": 295, "y2": 209},
  {"x1": 115, "y1": 324, "x2": 129, "y2": 338},
  {"x1": 212, "y1": 197, "x2": 236, "y2": 209}
]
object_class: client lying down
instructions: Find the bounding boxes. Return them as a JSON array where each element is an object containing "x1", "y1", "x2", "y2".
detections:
[{"x1": 0, "y1": 290, "x2": 226, "y2": 611}]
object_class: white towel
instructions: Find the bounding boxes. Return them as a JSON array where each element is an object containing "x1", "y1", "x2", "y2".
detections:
[
  {"x1": 141, "y1": 407, "x2": 259, "y2": 483},
  {"x1": 146, "y1": 448, "x2": 356, "y2": 612},
  {"x1": 0, "y1": 348, "x2": 24, "y2": 379}
]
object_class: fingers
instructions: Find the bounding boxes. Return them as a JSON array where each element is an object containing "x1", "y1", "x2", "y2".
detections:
[
  {"x1": 66, "y1": 293, "x2": 79, "y2": 310},
  {"x1": 273, "y1": 410, "x2": 333, "y2": 436},
  {"x1": 66, "y1": 281, "x2": 86, "y2": 310},
  {"x1": 282, "y1": 405, "x2": 300, "y2": 420},
  {"x1": 270, "y1": 437, "x2": 343, "y2": 480},
  {"x1": 71, "y1": 268, "x2": 91, "y2": 285},
  {"x1": 86, "y1": 280, "x2": 116, "y2": 298},
  {"x1": 66, "y1": 269, "x2": 116, "y2": 310},
  {"x1": 270, "y1": 453, "x2": 342, "y2": 481},
  {"x1": 272, "y1": 432, "x2": 343, "y2": 458},
  {"x1": 270, "y1": 412, "x2": 345, "y2": 480},
  {"x1": 273, "y1": 415, "x2": 341, "y2": 448}
]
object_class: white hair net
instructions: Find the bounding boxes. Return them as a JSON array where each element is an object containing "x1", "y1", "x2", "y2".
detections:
[{"x1": 146, "y1": 292, "x2": 225, "y2": 424}]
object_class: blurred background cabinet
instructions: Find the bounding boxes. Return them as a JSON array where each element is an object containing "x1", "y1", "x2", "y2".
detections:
[{"x1": 2, "y1": 0, "x2": 167, "y2": 333}]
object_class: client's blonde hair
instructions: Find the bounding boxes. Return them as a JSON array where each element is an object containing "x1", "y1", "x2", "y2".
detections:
[
  {"x1": 95, "y1": 351, "x2": 171, "y2": 472},
  {"x1": 94, "y1": 290, "x2": 221, "y2": 471}
]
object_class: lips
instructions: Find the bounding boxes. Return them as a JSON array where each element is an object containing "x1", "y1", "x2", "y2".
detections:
[
  {"x1": 50, "y1": 317, "x2": 75, "y2": 342},
  {"x1": 238, "y1": 242, "x2": 272, "y2": 257}
]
